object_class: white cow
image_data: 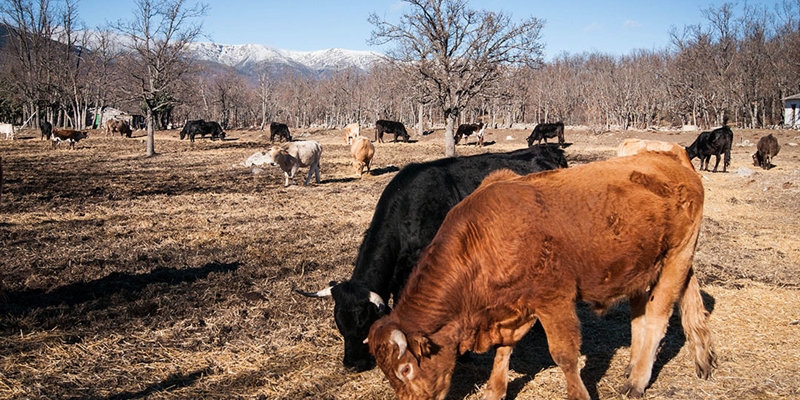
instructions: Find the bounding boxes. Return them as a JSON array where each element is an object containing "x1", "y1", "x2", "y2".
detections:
[
  {"x1": 246, "y1": 141, "x2": 323, "y2": 187},
  {"x1": 0, "y1": 123, "x2": 15, "y2": 140}
]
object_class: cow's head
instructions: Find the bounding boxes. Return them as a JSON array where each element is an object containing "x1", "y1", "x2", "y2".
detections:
[
  {"x1": 368, "y1": 319, "x2": 455, "y2": 400},
  {"x1": 296, "y1": 280, "x2": 387, "y2": 371}
]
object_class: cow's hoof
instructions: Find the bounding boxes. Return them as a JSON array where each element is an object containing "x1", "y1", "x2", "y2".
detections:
[{"x1": 620, "y1": 382, "x2": 645, "y2": 398}]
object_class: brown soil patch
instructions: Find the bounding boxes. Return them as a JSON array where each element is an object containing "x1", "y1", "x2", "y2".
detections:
[{"x1": 1, "y1": 126, "x2": 798, "y2": 399}]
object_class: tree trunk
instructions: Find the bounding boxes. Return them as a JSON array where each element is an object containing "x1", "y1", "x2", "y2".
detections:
[
  {"x1": 417, "y1": 103, "x2": 424, "y2": 137},
  {"x1": 146, "y1": 108, "x2": 156, "y2": 157},
  {"x1": 444, "y1": 113, "x2": 456, "y2": 157}
]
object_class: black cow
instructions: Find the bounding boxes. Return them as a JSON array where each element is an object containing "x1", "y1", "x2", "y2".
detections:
[
  {"x1": 375, "y1": 119, "x2": 409, "y2": 143},
  {"x1": 297, "y1": 146, "x2": 568, "y2": 372},
  {"x1": 269, "y1": 122, "x2": 292, "y2": 142},
  {"x1": 685, "y1": 126, "x2": 733, "y2": 172},
  {"x1": 526, "y1": 121, "x2": 565, "y2": 147},
  {"x1": 39, "y1": 120, "x2": 52, "y2": 140},
  {"x1": 179, "y1": 119, "x2": 226, "y2": 143},
  {"x1": 752, "y1": 133, "x2": 780, "y2": 170}
]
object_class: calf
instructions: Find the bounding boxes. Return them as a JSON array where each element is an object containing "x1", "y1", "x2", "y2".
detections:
[
  {"x1": 368, "y1": 151, "x2": 715, "y2": 400},
  {"x1": 685, "y1": 126, "x2": 733, "y2": 172},
  {"x1": 350, "y1": 136, "x2": 375, "y2": 177},
  {"x1": 0, "y1": 123, "x2": 14, "y2": 140},
  {"x1": 297, "y1": 146, "x2": 567, "y2": 372},
  {"x1": 342, "y1": 123, "x2": 360, "y2": 144},
  {"x1": 526, "y1": 121, "x2": 565, "y2": 147},
  {"x1": 375, "y1": 119, "x2": 409, "y2": 143},
  {"x1": 752, "y1": 133, "x2": 780, "y2": 170},
  {"x1": 269, "y1": 122, "x2": 292, "y2": 142},
  {"x1": 454, "y1": 123, "x2": 485, "y2": 146},
  {"x1": 263, "y1": 141, "x2": 322, "y2": 186},
  {"x1": 52, "y1": 128, "x2": 88, "y2": 149},
  {"x1": 39, "y1": 120, "x2": 52, "y2": 140}
]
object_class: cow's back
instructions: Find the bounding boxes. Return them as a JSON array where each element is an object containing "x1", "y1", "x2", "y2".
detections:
[{"x1": 408, "y1": 152, "x2": 703, "y2": 315}]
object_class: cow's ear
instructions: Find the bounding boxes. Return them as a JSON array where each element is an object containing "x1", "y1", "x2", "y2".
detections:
[
  {"x1": 395, "y1": 362, "x2": 415, "y2": 382},
  {"x1": 407, "y1": 334, "x2": 432, "y2": 359}
]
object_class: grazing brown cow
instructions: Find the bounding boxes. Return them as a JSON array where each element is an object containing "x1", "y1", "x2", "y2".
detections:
[
  {"x1": 368, "y1": 151, "x2": 715, "y2": 400},
  {"x1": 105, "y1": 119, "x2": 133, "y2": 138},
  {"x1": 350, "y1": 136, "x2": 375, "y2": 177},
  {"x1": 52, "y1": 128, "x2": 88, "y2": 150},
  {"x1": 454, "y1": 122, "x2": 485, "y2": 146},
  {"x1": 752, "y1": 133, "x2": 780, "y2": 170}
]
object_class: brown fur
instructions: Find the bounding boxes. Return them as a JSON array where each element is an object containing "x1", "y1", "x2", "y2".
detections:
[
  {"x1": 368, "y1": 152, "x2": 715, "y2": 400},
  {"x1": 350, "y1": 136, "x2": 374, "y2": 177}
]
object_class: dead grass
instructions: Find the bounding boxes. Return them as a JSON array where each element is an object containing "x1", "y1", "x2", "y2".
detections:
[{"x1": 0, "y1": 125, "x2": 798, "y2": 399}]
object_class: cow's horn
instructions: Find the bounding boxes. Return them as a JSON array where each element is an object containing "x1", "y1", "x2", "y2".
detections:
[
  {"x1": 389, "y1": 329, "x2": 407, "y2": 359},
  {"x1": 295, "y1": 286, "x2": 332, "y2": 298},
  {"x1": 369, "y1": 291, "x2": 385, "y2": 311}
]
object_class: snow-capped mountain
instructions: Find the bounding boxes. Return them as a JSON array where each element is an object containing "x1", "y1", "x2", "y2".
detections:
[{"x1": 188, "y1": 42, "x2": 382, "y2": 77}]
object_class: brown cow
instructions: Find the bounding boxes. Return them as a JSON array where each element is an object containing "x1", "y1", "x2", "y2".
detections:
[
  {"x1": 105, "y1": 119, "x2": 132, "y2": 138},
  {"x1": 752, "y1": 133, "x2": 780, "y2": 170},
  {"x1": 368, "y1": 151, "x2": 715, "y2": 400},
  {"x1": 52, "y1": 128, "x2": 88, "y2": 150},
  {"x1": 350, "y1": 136, "x2": 375, "y2": 177}
]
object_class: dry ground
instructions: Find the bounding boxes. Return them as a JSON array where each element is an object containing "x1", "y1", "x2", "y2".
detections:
[{"x1": 0, "y1": 124, "x2": 798, "y2": 399}]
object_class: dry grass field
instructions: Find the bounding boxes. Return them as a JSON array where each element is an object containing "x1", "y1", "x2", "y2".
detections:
[{"x1": 1, "y1": 124, "x2": 798, "y2": 399}]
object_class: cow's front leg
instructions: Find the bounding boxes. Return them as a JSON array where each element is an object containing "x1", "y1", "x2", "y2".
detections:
[{"x1": 483, "y1": 345, "x2": 512, "y2": 400}]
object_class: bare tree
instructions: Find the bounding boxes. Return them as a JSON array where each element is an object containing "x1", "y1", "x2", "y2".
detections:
[
  {"x1": 369, "y1": 0, "x2": 544, "y2": 156},
  {"x1": 114, "y1": 0, "x2": 206, "y2": 156}
]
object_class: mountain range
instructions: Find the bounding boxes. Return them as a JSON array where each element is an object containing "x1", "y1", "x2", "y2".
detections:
[{"x1": 187, "y1": 42, "x2": 383, "y2": 78}]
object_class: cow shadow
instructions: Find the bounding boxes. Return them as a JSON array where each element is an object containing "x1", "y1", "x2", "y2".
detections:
[
  {"x1": 323, "y1": 177, "x2": 360, "y2": 184},
  {"x1": 369, "y1": 165, "x2": 401, "y2": 176},
  {"x1": 447, "y1": 291, "x2": 716, "y2": 400}
]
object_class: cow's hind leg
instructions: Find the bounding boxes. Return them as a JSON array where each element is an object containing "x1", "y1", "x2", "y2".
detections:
[
  {"x1": 625, "y1": 292, "x2": 649, "y2": 378},
  {"x1": 712, "y1": 154, "x2": 721, "y2": 172},
  {"x1": 537, "y1": 303, "x2": 590, "y2": 400}
]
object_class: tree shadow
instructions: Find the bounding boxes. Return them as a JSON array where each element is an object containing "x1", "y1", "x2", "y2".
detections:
[
  {"x1": 0, "y1": 262, "x2": 240, "y2": 321},
  {"x1": 103, "y1": 367, "x2": 213, "y2": 400}
]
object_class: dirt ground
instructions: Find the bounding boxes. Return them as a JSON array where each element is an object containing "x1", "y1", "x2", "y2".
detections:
[{"x1": 0, "y1": 124, "x2": 798, "y2": 399}]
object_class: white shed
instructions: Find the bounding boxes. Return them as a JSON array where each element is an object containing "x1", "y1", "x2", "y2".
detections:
[{"x1": 783, "y1": 93, "x2": 800, "y2": 128}]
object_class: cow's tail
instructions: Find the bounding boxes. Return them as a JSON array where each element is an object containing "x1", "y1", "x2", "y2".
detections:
[{"x1": 679, "y1": 270, "x2": 717, "y2": 380}]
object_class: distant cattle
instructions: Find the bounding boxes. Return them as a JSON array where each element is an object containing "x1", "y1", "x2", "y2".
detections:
[
  {"x1": 454, "y1": 123, "x2": 485, "y2": 146},
  {"x1": 52, "y1": 128, "x2": 88, "y2": 149},
  {"x1": 350, "y1": 136, "x2": 375, "y2": 177},
  {"x1": 180, "y1": 120, "x2": 226, "y2": 142},
  {"x1": 256, "y1": 141, "x2": 322, "y2": 187},
  {"x1": 375, "y1": 120, "x2": 409, "y2": 143},
  {"x1": 368, "y1": 151, "x2": 715, "y2": 400},
  {"x1": 752, "y1": 134, "x2": 780, "y2": 170},
  {"x1": 105, "y1": 119, "x2": 133, "y2": 138},
  {"x1": 270, "y1": 122, "x2": 292, "y2": 142},
  {"x1": 685, "y1": 126, "x2": 733, "y2": 172},
  {"x1": 297, "y1": 146, "x2": 568, "y2": 372},
  {"x1": 0, "y1": 123, "x2": 15, "y2": 140},
  {"x1": 617, "y1": 138, "x2": 695, "y2": 170},
  {"x1": 39, "y1": 120, "x2": 52, "y2": 140},
  {"x1": 526, "y1": 121, "x2": 565, "y2": 147},
  {"x1": 342, "y1": 123, "x2": 360, "y2": 145}
]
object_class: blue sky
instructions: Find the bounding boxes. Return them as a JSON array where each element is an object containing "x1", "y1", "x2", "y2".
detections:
[{"x1": 77, "y1": 0, "x2": 780, "y2": 58}]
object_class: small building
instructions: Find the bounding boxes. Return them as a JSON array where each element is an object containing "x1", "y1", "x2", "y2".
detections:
[
  {"x1": 88, "y1": 107, "x2": 145, "y2": 130},
  {"x1": 783, "y1": 93, "x2": 800, "y2": 128}
]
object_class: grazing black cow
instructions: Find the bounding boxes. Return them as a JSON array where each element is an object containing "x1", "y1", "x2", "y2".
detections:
[
  {"x1": 39, "y1": 120, "x2": 52, "y2": 140},
  {"x1": 685, "y1": 126, "x2": 733, "y2": 172},
  {"x1": 179, "y1": 119, "x2": 226, "y2": 143},
  {"x1": 752, "y1": 133, "x2": 780, "y2": 170},
  {"x1": 454, "y1": 123, "x2": 485, "y2": 146},
  {"x1": 526, "y1": 121, "x2": 565, "y2": 147},
  {"x1": 270, "y1": 122, "x2": 292, "y2": 142},
  {"x1": 297, "y1": 146, "x2": 568, "y2": 372},
  {"x1": 375, "y1": 119, "x2": 409, "y2": 143}
]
